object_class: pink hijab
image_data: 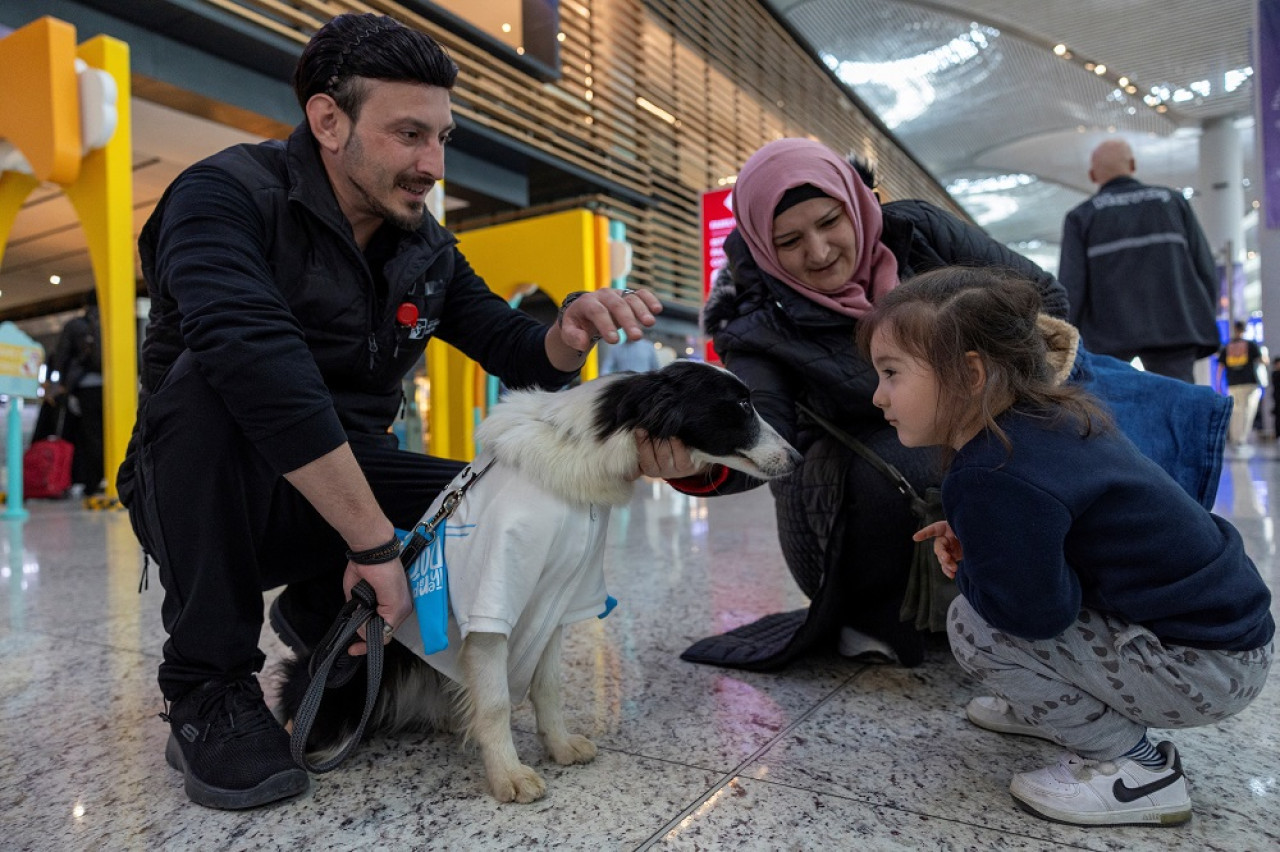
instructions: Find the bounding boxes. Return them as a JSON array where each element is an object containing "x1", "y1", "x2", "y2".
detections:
[{"x1": 733, "y1": 138, "x2": 899, "y2": 317}]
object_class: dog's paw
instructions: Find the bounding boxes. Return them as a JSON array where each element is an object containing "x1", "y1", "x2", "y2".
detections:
[
  {"x1": 548, "y1": 734, "x2": 596, "y2": 766},
  {"x1": 489, "y1": 764, "x2": 546, "y2": 803}
]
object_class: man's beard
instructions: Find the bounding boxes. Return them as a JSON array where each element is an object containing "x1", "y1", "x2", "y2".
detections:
[
  {"x1": 344, "y1": 131, "x2": 428, "y2": 232},
  {"x1": 356, "y1": 180, "x2": 426, "y2": 232}
]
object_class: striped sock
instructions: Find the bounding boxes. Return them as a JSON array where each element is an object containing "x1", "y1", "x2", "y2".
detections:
[{"x1": 1120, "y1": 735, "x2": 1166, "y2": 769}]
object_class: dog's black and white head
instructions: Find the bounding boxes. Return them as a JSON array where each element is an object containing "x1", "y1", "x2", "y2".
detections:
[
  {"x1": 477, "y1": 360, "x2": 800, "y2": 506},
  {"x1": 592, "y1": 360, "x2": 800, "y2": 481}
]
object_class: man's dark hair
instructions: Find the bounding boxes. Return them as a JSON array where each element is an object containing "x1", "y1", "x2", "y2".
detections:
[{"x1": 293, "y1": 13, "x2": 459, "y2": 120}]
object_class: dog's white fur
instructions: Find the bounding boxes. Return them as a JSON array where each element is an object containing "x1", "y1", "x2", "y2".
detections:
[
  {"x1": 293, "y1": 362, "x2": 798, "y2": 803},
  {"x1": 478, "y1": 367, "x2": 798, "y2": 506}
]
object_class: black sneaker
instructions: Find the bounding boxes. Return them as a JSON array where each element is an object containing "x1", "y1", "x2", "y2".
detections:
[{"x1": 161, "y1": 677, "x2": 310, "y2": 809}]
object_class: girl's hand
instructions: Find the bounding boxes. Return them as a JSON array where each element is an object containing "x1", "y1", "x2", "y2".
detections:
[{"x1": 913, "y1": 521, "x2": 963, "y2": 579}]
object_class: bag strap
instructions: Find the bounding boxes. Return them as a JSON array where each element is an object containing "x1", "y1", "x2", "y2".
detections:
[
  {"x1": 288, "y1": 457, "x2": 497, "y2": 774},
  {"x1": 797, "y1": 403, "x2": 927, "y2": 512}
]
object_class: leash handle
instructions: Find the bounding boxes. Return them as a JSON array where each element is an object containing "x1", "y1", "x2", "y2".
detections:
[{"x1": 290, "y1": 580, "x2": 384, "y2": 774}]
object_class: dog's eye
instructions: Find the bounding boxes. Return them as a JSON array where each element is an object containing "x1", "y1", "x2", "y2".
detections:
[{"x1": 738, "y1": 399, "x2": 752, "y2": 412}]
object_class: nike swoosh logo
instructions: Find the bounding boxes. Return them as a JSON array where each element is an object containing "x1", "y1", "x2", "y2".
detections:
[{"x1": 1112, "y1": 750, "x2": 1184, "y2": 803}]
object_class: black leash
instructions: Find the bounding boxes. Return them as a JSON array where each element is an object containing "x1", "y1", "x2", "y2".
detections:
[
  {"x1": 289, "y1": 458, "x2": 496, "y2": 773},
  {"x1": 797, "y1": 403, "x2": 930, "y2": 517}
]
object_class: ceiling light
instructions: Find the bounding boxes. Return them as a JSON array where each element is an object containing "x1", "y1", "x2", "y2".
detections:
[
  {"x1": 1095, "y1": 65, "x2": 1107, "y2": 75},
  {"x1": 1225, "y1": 67, "x2": 1253, "y2": 92},
  {"x1": 49, "y1": 275, "x2": 61, "y2": 285},
  {"x1": 635, "y1": 96, "x2": 677, "y2": 124},
  {"x1": 501, "y1": 23, "x2": 511, "y2": 33},
  {"x1": 1053, "y1": 44, "x2": 1067, "y2": 56},
  {"x1": 947, "y1": 173, "x2": 1036, "y2": 196},
  {"x1": 1117, "y1": 77, "x2": 1129, "y2": 87}
]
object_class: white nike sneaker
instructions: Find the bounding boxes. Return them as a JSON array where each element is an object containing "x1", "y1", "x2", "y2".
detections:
[
  {"x1": 1010, "y1": 741, "x2": 1192, "y2": 826},
  {"x1": 964, "y1": 696, "x2": 1055, "y2": 742}
]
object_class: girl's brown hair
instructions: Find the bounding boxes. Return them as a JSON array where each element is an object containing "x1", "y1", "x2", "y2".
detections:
[{"x1": 856, "y1": 266, "x2": 1111, "y2": 464}]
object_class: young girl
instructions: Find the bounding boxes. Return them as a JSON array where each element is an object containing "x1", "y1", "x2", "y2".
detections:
[{"x1": 857, "y1": 266, "x2": 1274, "y2": 827}]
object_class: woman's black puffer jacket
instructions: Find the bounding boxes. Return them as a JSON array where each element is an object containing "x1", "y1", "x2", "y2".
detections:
[{"x1": 699, "y1": 199, "x2": 1067, "y2": 662}]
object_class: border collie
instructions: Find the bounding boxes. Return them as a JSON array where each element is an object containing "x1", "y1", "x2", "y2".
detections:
[{"x1": 278, "y1": 360, "x2": 800, "y2": 803}]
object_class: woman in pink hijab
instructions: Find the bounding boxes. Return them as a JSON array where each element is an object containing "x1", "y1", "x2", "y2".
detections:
[{"x1": 670, "y1": 138, "x2": 1067, "y2": 672}]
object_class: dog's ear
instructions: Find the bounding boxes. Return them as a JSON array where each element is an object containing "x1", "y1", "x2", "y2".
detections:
[{"x1": 593, "y1": 371, "x2": 685, "y2": 439}]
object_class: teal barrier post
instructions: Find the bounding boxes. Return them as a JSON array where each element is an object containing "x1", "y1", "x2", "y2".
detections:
[
  {"x1": 0, "y1": 322, "x2": 45, "y2": 520},
  {"x1": 3, "y1": 396, "x2": 27, "y2": 519}
]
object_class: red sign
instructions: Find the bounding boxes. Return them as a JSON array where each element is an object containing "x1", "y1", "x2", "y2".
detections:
[{"x1": 700, "y1": 186, "x2": 735, "y2": 363}]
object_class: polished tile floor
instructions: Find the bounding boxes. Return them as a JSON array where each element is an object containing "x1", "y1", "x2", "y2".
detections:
[{"x1": 2, "y1": 445, "x2": 1277, "y2": 851}]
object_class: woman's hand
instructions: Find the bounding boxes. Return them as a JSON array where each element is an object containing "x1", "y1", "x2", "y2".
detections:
[
  {"x1": 913, "y1": 520, "x2": 963, "y2": 579},
  {"x1": 632, "y1": 430, "x2": 707, "y2": 480}
]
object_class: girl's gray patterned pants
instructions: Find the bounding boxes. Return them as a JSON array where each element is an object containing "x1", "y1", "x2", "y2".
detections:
[{"x1": 948, "y1": 594, "x2": 1273, "y2": 760}]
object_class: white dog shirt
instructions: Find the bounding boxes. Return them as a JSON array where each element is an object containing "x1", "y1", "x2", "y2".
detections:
[{"x1": 397, "y1": 454, "x2": 612, "y2": 704}]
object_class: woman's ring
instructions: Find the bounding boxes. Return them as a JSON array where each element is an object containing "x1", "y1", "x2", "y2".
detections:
[
  {"x1": 383, "y1": 622, "x2": 395, "y2": 638},
  {"x1": 621, "y1": 288, "x2": 638, "y2": 297}
]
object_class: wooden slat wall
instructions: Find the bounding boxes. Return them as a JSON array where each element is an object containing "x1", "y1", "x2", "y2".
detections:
[{"x1": 197, "y1": 0, "x2": 964, "y2": 308}]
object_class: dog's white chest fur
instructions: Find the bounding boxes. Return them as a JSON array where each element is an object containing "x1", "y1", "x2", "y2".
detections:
[{"x1": 397, "y1": 456, "x2": 612, "y2": 702}]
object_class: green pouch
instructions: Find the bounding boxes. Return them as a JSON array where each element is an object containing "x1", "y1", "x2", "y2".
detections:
[{"x1": 899, "y1": 487, "x2": 956, "y2": 632}]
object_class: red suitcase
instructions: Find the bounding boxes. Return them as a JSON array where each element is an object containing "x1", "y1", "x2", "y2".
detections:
[{"x1": 24, "y1": 436, "x2": 75, "y2": 499}]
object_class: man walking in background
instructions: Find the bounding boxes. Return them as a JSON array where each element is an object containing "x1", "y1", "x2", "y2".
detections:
[
  {"x1": 1219, "y1": 320, "x2": 1265, "y2": 447},
  {"x1": 1058, "y1": 138, "x2": 1220, "y2": 383}
]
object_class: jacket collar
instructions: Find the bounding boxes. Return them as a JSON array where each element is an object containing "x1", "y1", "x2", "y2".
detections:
[{"x1": 1098, "y1": 175, "x2": 1141, "y2": 193}]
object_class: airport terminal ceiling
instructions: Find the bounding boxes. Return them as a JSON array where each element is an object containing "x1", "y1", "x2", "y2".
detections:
[
  {"x1": 0, "y1": 0, "x2": 1263, "y2": 318},
  {"x1": 763, "y1": 0, "x2": 1259, "y2": 275}
]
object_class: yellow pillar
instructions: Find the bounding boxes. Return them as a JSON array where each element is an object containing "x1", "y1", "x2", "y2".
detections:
[
  {"x1": 0, "y1": 17, "x2": 82, "y2": 185},
  {"x1": 0, "y1": 19, "x2": 136, "y2": 502},
  {"x1": 62, "y1": 35, "x2": 136, "y2": 500},
  {"x1": 425, "y1": 208, "x2": 604, "y2": 460}
]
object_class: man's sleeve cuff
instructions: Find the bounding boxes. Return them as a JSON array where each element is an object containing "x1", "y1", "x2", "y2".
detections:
[
  {"x1": 256, "y1": 406, "x2": 348, "y2": 473},
  {"x1": 665, "y1": 465, "x2": 729, "y2": 495}
]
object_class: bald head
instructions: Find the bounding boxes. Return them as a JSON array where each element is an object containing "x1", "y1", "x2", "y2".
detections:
[{"x1": 1089, "y1": 139, "x2": 1136, "y2": 185}]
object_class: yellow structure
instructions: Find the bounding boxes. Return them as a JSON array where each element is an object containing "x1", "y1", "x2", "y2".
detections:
[
  {"x1": 0, "y1": 17, "x2": 136, "y2": 501},
  {"x1": 427, "y1": 209, "x2": 610, "y2": 460}
]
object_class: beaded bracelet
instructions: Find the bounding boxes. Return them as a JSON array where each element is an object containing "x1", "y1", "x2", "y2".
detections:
[
  {"x1": 345, "y1": 535, "x2": 402, "y2": 565},
  {"x1": 556, "y1": 291, "x2": 588, "y2": 326}
]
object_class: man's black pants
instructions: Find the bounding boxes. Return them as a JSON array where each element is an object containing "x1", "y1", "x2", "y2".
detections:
[{"x1": 119, "y1": 353, "x2": 464, "y2": 700}]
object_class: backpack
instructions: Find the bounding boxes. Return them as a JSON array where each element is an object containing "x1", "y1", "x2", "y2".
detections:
[{"x1": 77, "y1": 309, "x2": 102, "y2": 375}]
